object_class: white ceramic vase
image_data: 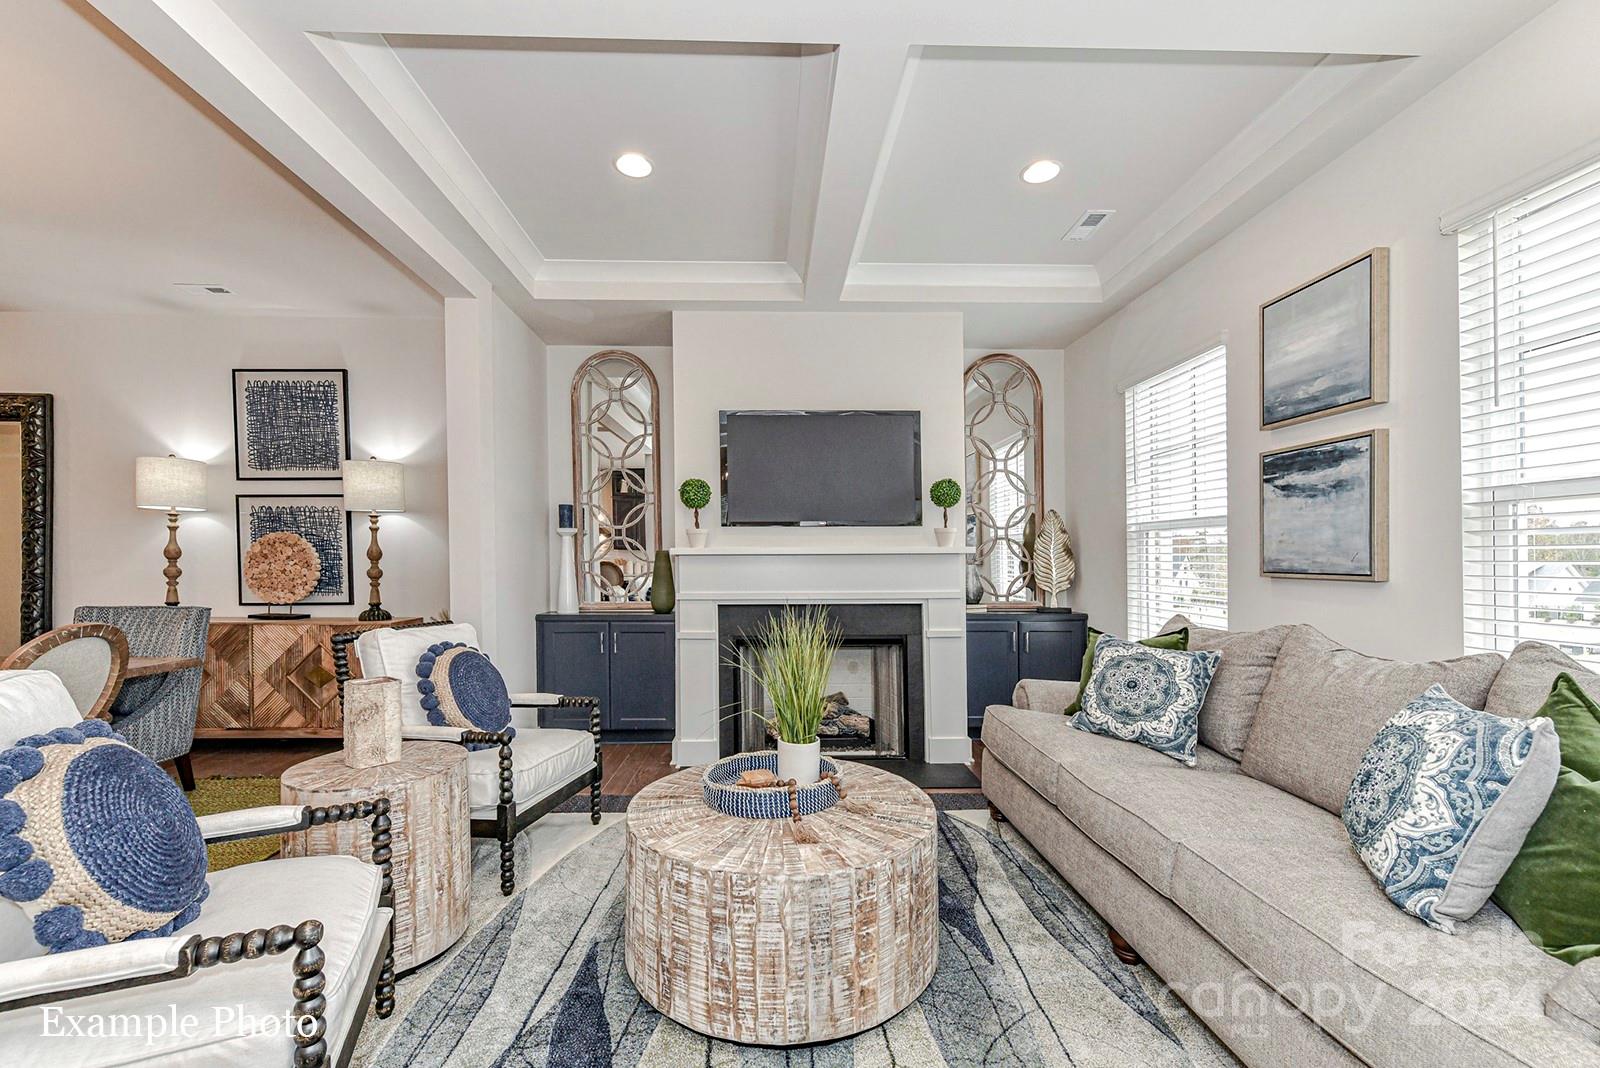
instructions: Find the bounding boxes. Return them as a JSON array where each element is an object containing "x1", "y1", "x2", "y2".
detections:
[
  {"x1": 934, "y1": 527, "x2": 958, "y2": 547},
  {"x1": 686, "y1": 528, "x2": 709, "y2": 548},
  {"x1": 776, "y1": 739, "x2": 821, "y2": 785}
]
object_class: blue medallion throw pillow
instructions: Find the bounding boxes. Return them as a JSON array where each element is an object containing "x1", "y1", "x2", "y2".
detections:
[
  {"x1": 1074, "y1": 635, "x2": 1221, "y2": 766},
  {"x1": 417, "y1": 642, "x2": 513, "y2": 749},
  {"x1": 0, "y1": 720, "x2": 208, "y2": 953},
  {"x1": 1343, "y1": 684, "x2": 1561, "y2": 933}
]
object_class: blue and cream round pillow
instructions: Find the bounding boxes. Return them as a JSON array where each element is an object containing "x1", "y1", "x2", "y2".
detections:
[
  {"x1": 417, "y1": 642, "x2": 513, "y2": 748},
  {"x1": 0, "y1": 720, "x2": 208, "y2": 953}
]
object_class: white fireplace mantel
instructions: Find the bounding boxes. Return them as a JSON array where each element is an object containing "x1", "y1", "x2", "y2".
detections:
[{"x1": 669, "y1": 544, "x2": 971, "y2": 767}]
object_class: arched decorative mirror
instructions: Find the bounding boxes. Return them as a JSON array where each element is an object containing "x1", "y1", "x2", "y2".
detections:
[
  {"x1": 571, "y1": 350, "x2": 662, "y2": 608},
  {"x1": 964, "y1": 354, "x2": 1044, "y2": 605}
]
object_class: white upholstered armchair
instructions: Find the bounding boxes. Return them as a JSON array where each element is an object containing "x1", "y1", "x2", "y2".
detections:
[
  {"x1": 331, "y1": 621, "x2": 601, "y2": 895},
  {"x1": 0, "y1": 670, "x2": 395, "y2": 1067}
]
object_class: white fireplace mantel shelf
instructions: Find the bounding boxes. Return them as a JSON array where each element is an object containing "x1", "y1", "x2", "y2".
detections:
[{"x1": 669, "y1": 544, "x2": 972, "y2": 556}]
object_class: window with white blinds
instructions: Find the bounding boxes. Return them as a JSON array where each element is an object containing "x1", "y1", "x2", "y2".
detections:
[
  {"x1": 1460, "y1": 159, "x2": 1600, "y2": 668},
  {"x1": 1124, "y1": 345, "x2": 1228, "y2": 636}
]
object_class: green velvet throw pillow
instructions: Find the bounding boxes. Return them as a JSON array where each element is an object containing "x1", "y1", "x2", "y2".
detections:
[
  {"x1": 1064, "y1": 627, "x2": 1188, "y2": 716},
  {"x1": 1493, "y1": 673, "x2": 1600, "y2": 963}
]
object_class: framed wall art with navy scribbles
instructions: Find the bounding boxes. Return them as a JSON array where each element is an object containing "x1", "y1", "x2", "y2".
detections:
[
  {"x1": 235, "y1": 495, "x2": 354, "y2": 605},
  {"x1": 232, "y1": 369, "x2": 350, "y2": 480}
]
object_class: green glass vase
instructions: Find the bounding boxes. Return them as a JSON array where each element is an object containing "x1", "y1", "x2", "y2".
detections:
[{"x1": 650, "y1": 549, "x2": 675, "y2": 614}]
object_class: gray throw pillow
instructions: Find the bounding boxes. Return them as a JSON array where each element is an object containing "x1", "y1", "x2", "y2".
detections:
[
  {"x1": 1159, "y1": 614, "x2": 1292, "y2": 760},
  {"x1": 1548, "y1": 959, "x2": 1600, "y2": 1044},
  {"x1": 1074, "y1": 635, "x2": 1221, "y2": 766},
  {"x1": 1243, "y1": 626, "x2": 1504, "y2": 813},
  {"x1": 1485, "y1": 641, "x2": 1600, "y2": 718},
  {"x1": 1343, "y1": 685, "x2": 1560, "y2": 932}
]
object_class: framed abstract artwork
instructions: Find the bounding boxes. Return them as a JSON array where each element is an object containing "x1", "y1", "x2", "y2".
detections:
[
  {"x1": 235, "y1": 495, "x2": 353, "y2": 605},
  {"x1": 232, "y1": 369, "x2": 350, "y2": 479},
  {"x1": 1260, "y1": 429, "x2": 1389, "y2": 582},
  {"x1": 1260, "y1": 248, "x2": 1389, "y2": 430}
]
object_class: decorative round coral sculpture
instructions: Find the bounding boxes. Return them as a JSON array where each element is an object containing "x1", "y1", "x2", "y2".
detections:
[{"x1": 243, "y1": 531, "x2": 321, "y2": 610}]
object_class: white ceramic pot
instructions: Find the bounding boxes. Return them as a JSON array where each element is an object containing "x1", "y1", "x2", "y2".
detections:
[
  {"x1": 776, "y1": 739, "x2": 822, "y2": 785},
  {"x1": 686, "y1": 528, "x2": 709, "y2": 548},
  {"x1": 934, "y1": 526, "x2": 958, "y2": 547}
]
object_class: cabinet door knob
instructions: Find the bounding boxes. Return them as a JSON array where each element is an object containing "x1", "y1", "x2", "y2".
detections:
[
  {"x1": 1010, "y1": 630, "x2": 1017, "y2": 654},
  {"x1": 613, "y1": 631, "x2": 619, "y2": 654},
  {"x1": 598, "y1": 631, "x2": 605, "y2": 654},
  {"x1": 1025, "y1": 631, "x2": 1031, "y2": 654}
]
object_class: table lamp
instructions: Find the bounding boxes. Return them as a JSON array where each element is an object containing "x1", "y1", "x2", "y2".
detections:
[
  {"x1": 342, "y1": 458, "x2": 406, "y2": 620},
  {"x1": 134, "y1": 455, "x2": 207, "y2": 606}
]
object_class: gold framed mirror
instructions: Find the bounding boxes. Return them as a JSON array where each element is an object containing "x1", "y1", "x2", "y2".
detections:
[
  {"x1": 571, "y1": 350, "x2": 662, "y2": 609},
  {"x1": 964, "y1": 354, "x2": 1044, "y2": 606}
]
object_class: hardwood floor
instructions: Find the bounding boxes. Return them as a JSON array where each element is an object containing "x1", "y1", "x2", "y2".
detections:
[{"x1": 181, "y1": 738, "x2": 985, "y2": 795}]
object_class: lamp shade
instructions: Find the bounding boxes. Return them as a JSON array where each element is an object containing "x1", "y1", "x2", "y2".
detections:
[
  {"x1": 134, "y1": 455, "x2": 207, "y2": 512},
  {"x1": 342, "y1": 458, "x2": 406, "y2": 513}
]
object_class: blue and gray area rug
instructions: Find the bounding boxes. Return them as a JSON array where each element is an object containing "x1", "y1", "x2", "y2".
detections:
[{"x1": 364, "y1": 812, "x2": 1237, "y2": 1067}]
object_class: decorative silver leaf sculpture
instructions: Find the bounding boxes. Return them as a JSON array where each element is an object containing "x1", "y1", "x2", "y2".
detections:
[{"x1": 1032, "y1": 509, "x2": 1076, "y2": 608}]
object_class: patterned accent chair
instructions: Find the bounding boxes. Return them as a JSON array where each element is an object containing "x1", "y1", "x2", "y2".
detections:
[{"x1": 72, "y1": 606, "x2": 210, "y2": 791}]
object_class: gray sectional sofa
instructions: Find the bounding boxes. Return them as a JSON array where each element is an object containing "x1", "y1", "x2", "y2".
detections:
[{"x1": 980, "y1": 616, "x2": 1600, "y2": 1068}]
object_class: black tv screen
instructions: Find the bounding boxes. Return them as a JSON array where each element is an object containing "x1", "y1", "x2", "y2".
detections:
[{"x1": 720, "y1": 410, "x2": 922, "y2": 526}]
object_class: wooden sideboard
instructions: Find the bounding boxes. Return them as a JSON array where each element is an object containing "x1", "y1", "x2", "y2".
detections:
[{"x1": 197, "y1": 616, "x2": 422, "y2": 739}]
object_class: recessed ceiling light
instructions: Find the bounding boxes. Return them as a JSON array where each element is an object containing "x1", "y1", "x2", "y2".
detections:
[
  {"x1": 1020, "y1": 159, "x2": 1061, "y2": 185},
  {"x1": 615, "y1": 152, "x2": 653, "y2": 179}
]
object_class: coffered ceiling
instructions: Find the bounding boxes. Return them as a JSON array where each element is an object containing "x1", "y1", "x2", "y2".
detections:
[{"x1": 69, "y1": 0, "x2": 1558, "y2": 344}]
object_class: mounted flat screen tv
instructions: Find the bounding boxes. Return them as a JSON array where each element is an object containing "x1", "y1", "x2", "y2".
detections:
[{"x1": 720, "y1": 410, "x2": 922, "y2": 526}]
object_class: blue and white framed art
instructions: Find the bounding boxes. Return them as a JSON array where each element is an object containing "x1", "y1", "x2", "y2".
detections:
[
  {"x1": 1260, "y1": 248, "x2": 1389, "y2": 430},
  {"x1": 232, "y1": 369, "x2": 350, "y2": 480},
  {"x1": 1260, "y1": 429, "x2": 1389, "y2": 582},
  {"x1": 235, "y1": 495, "x2": 354, "y2": 606}
]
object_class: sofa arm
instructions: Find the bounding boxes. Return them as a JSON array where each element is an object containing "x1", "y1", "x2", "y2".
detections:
[
  {"x1": 197, "y1": 805, "x2": 308, "y2": 843},
  {"x1": 0, "y1": 934, "x2": 190, "y2": 1006},
  {"x1": 1549, "y1": 958, "x2": 1600, "y2": 1044},
  {"x1": 1013, "y1": 678, "x2": 1080, "y2": 714}
]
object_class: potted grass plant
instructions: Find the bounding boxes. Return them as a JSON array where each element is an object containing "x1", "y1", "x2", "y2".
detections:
[{"x1": 734, "y1": 606, "x2": 841, "y2": 784}]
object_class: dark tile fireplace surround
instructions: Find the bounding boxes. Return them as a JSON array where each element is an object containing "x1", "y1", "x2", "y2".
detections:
[{"x1": 717, "y1": 603, "x2": 978, "y2": 788}]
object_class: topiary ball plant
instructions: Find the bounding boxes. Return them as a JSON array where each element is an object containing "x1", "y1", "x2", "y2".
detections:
[
  {"x1": 929, "y1": 478, "x2": 962, "y2": 527},
  {"x1": 679, "y1": 478, "x2": 712, "y2": 529}
]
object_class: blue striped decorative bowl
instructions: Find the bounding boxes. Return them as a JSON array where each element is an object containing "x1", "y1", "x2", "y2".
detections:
[{"x1": 702, "y1": 752, "x2": 840, "y2": 820}]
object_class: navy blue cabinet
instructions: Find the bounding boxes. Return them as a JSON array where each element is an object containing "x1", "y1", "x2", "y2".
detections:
[
  {"x1": 966, "y1": 612, "x2": 1087, "y2": 736},
  {"x1": 536, "y1": 613, "x2": 675, "y2": 734}
]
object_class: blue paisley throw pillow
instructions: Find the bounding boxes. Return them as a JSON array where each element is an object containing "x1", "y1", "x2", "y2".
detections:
[
  {"x1": 1343, "y1": 684, "x2": 1561, "y2": 933},
  {"x1": 417, "y1": 642, "x2": 513, "y2": 748},
  {"x1": 0, "y1": 720, "x2": 208, "y2": 953},
  {"x1": 1074, "y1": 635, "x2": 1221, "y2": 766}
]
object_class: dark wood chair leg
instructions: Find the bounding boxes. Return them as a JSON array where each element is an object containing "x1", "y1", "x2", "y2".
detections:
[
  {"x1": 987, "y1": 801, "x2": 1007, "y2": 824},
  {"x1": 498, "y1": 826, "x2": 515, "y2": 897},
  {"x1": 1108, "y1": 927, "x2": 1142, "y2": 966},
  {"x1": 174, "y1": 752, "x2": 197, "y2": 792},
  {"x1": 590, "y1": 773, "x2": 601, "y2": 825},
  {"x1": 375, "y1": 942, "x2": 396, "y2": 1018}
]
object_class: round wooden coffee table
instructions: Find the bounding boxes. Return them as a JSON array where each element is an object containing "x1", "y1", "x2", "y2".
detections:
[
  {"x1": 280, "y1": 741, "x2": 470, "y2": 972},
  {"x1": 624, "y1": 761, "x2": 938, "y2": 1045}
]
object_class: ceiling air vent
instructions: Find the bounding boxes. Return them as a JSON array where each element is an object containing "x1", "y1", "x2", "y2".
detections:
[
  {"x1": 1062, "y1": 209, "x2": 1115, "y2": 241},
  {"x1": 173, "y1": 282, "x2": 232, "y2": 295}
]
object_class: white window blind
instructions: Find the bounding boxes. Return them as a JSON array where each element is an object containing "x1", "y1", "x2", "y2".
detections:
[
  {"x1": 1460, "y1": 158, "x2": 1600, "y2": 668},
  {"x1": 1125, "y1": 345, "x2": 1228, "y2": 636}
]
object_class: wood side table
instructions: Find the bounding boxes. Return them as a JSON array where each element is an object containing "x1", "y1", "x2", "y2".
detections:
[
  {"x1": 280, "y1": 742, "x2": 470, "y2": 972},
  {"x1": 624, "y1": 762, "x2": 939, "y2": 1044}
]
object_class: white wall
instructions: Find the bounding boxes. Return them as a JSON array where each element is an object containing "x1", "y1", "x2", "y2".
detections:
[
  {"x1": 1059, "y1": 0, "x2": 1600, "y2": 661},
  {"x1": 544, "y1": 345, "x2": 674, "y2": 604},
  {"x1": 671, "y1": 311, "x2": 964, "y2": 545},
  {"x1": 0, "y1": 311, "x2": 449, "y2": 624}
]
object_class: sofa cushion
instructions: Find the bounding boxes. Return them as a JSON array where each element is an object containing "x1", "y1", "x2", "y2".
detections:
[
  {"x1": 1343, "y1": 685, "x2": 1560, "y2": 932},
  {"x1": 984, "y1": 706, "x2": 1337, "y2": 898},
  {"x1": 1074, "y1": 637, "x2": 1220, "y2": 766},
  {"x1": 466, "y1": 726, "x2": 594, "y2": 817},
  {"x1": 1171, "y1": 827, "x2": 1590, "y2": 1068},
  {"x1": 0, "y1": 671, "x2": 80, "y2": 748},
  {"x1": 1242, "y1": 626, "x2": 1504, "y2": 813},
  {"x1": 0, "y1": 854, "x2": 388, "y2": 1066},
  {"x1": 1064, "y1": 627, "x2": 1187, "y2": 715},
  {"x1": 1486, "y1": 641, "x2": 1600, "y2": 718},
  {"x1": 1160, "y1": 614, "x2": 1293, "y2": 760},
  {"x1": 1547, "y1": 959, "x2": 1600, "y2": 1044}
]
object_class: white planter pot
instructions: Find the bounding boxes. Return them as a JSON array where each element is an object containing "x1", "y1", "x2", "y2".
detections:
[
  {"x1": 686, "y1": 528, "x2": 709, "y2": 548},
  {"x1": 934, "y1": 527, "x2": 958, "y2": 547},
  {"x1": 776, "y1": 739, "x2": 822, "y2": 785}
]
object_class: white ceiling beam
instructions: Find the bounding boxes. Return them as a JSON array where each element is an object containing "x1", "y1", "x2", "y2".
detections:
[
  {"x1": 534, "y1": 260, "x2": 803, "y2": 302},
  {"x1": 842, "y1": 263, "x2": 1101, "y2": 304}
]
